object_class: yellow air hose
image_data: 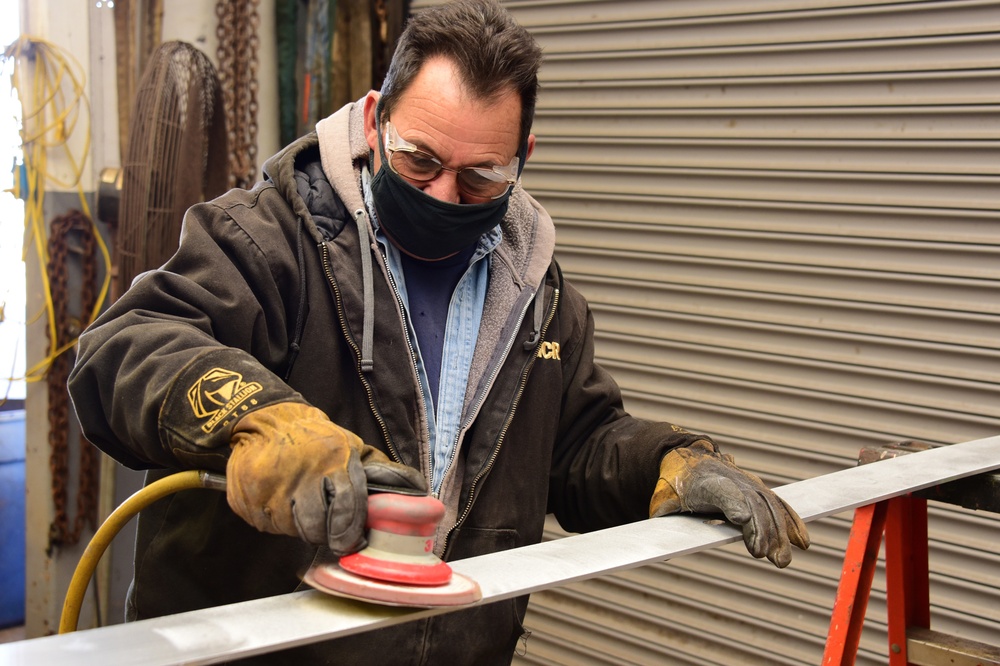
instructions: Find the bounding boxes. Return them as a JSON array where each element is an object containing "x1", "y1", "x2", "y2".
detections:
[{"x1": 59, "y1": 470, "x2": 227, "y2": 634}]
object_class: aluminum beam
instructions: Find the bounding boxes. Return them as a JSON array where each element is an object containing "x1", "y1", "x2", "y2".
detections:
[{"x1": 4, "y1": 434, "x2": 999, "y2": 665}]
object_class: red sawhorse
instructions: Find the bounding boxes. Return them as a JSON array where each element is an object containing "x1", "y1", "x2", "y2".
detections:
[{"x1": 822, "y1": 442, "x2": 1000, "y2": 666}]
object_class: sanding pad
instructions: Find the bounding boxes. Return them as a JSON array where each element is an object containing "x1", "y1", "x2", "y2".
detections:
[{"x1": 304, "y1": 562, "x2": 482, "y2": 608}]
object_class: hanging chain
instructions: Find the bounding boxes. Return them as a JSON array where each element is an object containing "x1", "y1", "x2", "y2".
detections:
[
  {"x1": 216, "y1": 0, "x2": 260, "y2": 189},
  {"x1": 216, "y1": 0, "x2": 235, "y2": 186},
  {"x1": 46, "y1": 210, "x2": 101, "y2": 554}
]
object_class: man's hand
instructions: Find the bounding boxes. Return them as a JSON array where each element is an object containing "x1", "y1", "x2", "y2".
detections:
[
  {"x1": 649, "y1": 440, "x2": 809, "y2": 568},
  {"x1": 226, "y1": 402, "x2": 427, "y2": 555}
]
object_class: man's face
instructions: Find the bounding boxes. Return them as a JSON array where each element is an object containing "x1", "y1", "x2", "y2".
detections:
[{"x1": 364, "y1": 56, "x2": 533, "y2": 205}]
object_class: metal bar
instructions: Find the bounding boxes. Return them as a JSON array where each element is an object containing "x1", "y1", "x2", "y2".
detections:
[
  {"x1": 886, "y1": 495, "x2": 931, "y2": 665},
  {"x1": 918, "y1": 471, "x2": 1000, "y2": 512},
  {"x1": 4, "y1": 434, "x2": 999, "y2": 666},
  {"x1": 822, "y1": 501, "x2": 889, "y2": 666},
  {"x1": 906, "y1": 627, "x2": 1000, "y2": 666}
]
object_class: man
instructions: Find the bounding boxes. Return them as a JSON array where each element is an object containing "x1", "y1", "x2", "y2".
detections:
[{"x1": 69, "y1": 1, "x2": 808, "y2": 663}]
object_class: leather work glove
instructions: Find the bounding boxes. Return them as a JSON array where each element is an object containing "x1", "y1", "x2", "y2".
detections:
[
  {"x1": 226, "y1": 402, "x2": 427, "y2": 555},
  {"x1": 649, "y1": 440, "x2": 809, "y2": 568}
]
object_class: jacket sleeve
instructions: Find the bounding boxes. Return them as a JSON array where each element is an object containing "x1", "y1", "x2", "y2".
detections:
[
  {"x1": 547, "y1": 277, "x2": 715, "y2": 533},
  {"x1": 68, "y1": 186, "x2": 308, "y2": 471}
]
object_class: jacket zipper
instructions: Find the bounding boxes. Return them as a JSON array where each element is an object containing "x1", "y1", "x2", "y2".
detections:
[
  {"x1": 437, "y1": 284, "x2": 530, "y2": 497},
  {"x1": 440, "y1": 285, "x2": 560, "y2": 555},
  {"x1": 376, "y1": 244, "x2": 434, "y2": 481},
  {"x1": 431, "y1": 257, "x2": 492, "y2": 498},
  {"x1": 320, "y1": 240, "x2": 404, "y2": 465}
]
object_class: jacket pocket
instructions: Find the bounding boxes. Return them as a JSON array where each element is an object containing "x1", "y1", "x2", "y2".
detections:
[
  {"x1": 440, "y1": 526, "x2": 530, "y2": 663},
  {"x1": 446, "y1": 525, "x2": 518, "y2": 560}
]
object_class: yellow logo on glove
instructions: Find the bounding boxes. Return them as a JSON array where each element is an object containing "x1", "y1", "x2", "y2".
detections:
[{"x1": 187, "y1": 368, "x2": 262, "y2": 433}]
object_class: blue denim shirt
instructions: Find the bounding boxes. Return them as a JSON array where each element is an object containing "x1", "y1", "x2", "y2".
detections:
[{"x1": 363, "y1": 167, "x2": 500, "y2": 494}]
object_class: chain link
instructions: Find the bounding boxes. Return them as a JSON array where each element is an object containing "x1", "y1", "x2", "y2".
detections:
[
  {"x1": 46, "y1": 210, "x2": 100, "y2": 554},
  {"x1": 216, "y1": 0, "x2": 260, "y2": 189}
]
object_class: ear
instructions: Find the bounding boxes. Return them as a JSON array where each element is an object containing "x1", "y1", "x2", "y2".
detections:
[
  {"x1": 363, "y1": 91, "x2": 381, "y2": 154},
  {"x1": 524, "y1": 134, "x2": 536, "y2": 162}
]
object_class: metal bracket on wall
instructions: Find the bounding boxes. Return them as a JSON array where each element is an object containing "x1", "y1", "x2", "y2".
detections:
[{"x1": 2, "y1": 434, "x2": 999, "y2": 666}]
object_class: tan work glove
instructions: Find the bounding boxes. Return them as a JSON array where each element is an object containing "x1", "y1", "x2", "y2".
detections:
[
  {"x1": 226, "y1": 402, "x2": 427, "y2": 555},
  {"x1": 650, "y1": 440, "x2": 809, "y2": 568}
]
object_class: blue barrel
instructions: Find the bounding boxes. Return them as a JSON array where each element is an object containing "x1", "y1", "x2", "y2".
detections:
[{"x1": 0, "y1": 409, "x2": 25, "y2": 628}]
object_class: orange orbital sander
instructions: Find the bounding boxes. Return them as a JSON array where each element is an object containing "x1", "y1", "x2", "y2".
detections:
[{"x1": 304, "y1": 493, "x2": 482, "y2": 607}]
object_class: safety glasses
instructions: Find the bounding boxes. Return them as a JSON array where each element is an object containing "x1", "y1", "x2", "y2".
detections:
[{"x1": 383, "y1": 120, "x2": 518, "y2": 200}]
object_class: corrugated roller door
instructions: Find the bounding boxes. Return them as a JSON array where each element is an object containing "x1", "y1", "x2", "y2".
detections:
[{"x1": 410, "y1": 1, "x2": 1000, "y2": 664}]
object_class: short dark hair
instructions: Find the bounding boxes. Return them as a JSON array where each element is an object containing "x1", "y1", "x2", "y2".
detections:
[{"x1": 379, "y1": 0, "x2": 543, "y2": 151}]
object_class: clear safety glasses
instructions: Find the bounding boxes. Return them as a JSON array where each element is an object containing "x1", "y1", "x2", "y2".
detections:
[{"x1": 383, "y1": 120, "x2": 519, "y2": 200}]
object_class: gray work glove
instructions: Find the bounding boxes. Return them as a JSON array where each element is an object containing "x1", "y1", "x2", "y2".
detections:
[
  {"x1": 226, "y1": 402, "x2": 427, "y2": 555},
  {"x1": 649, "y1": 440, "x2": 809, "y2": 568}
]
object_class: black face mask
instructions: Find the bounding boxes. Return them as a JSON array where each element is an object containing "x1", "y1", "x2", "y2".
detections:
[{"x1": 370, "y1": 113, "x2": 513, "y2": 261}]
